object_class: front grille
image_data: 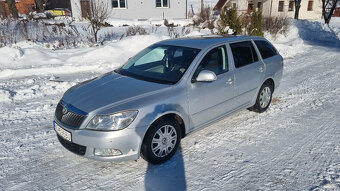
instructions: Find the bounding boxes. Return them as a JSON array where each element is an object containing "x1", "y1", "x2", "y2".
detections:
[
  {"x1": 55, "y1": 101, "x2": 86, "y2": 128},
  {"x1": 57, "y1": 135, "x2": 86, "y2": 156}
]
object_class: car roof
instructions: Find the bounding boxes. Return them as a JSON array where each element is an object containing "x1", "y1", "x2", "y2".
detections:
[{"x1": 157, "y1": 35, "x2": 266, "y2": 49}]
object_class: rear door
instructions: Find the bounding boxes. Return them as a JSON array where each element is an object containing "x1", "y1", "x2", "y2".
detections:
[
  {"x1": 230, "y1": 40, "x2": 265, "y2": 107},
  {"x1": 187, "y1": 45, "x2": 235, "y2": 129}
]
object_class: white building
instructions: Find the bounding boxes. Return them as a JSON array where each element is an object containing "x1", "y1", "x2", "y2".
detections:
[
  {"x1": 213, "y1": 0, "x2": 323, "y2": 20},
  {"x1": 71, "y1": 0, "x2": 188, "y2": 20}
]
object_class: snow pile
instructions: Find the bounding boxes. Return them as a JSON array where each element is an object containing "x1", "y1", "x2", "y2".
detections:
[
  {"x1": 294, "y1": 19, "x2": 340, "y2": 44},
  {"x1": 0, "y1": 35, "x2": 167, "y2": 79},
  {"x1": 265, "y1": 23, "x2": 308, "y2": 58},
  {"x1": 266, "y1": 18, "x2": 340, "y2": 58},
  {"x1": 0, "y1": 47, "x2": 24, "y2": 64}
]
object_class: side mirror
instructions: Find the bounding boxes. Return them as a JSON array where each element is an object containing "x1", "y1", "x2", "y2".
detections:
[{"x1": 195, "y1": 70, "x2": 217, "y2": 82}]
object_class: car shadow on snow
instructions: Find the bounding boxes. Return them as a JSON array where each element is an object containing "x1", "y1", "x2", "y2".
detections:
[
  {"x1": 144, "y1": 145, "x2": 187, "y2": 191},
  {"x1": 295, "y1": 19, "x2": 340, "y2": 50}
]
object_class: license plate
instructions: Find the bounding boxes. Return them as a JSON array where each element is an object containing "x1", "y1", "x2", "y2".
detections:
[{"x1": 54, "y1": 122, "x2": 72, "y2": 142}]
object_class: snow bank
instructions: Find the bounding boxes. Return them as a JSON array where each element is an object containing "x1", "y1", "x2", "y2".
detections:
[
  {"x1": 105, "y1": 18, "x2": 193, "y2": 27},
  {"x1": 295, "y1": 19, "x2": 340, "y2": 44},
  {"x1": 0, "y1": 47, "x2": 24, "y2": 64},
  {"x1": 266, "y1": 19, "x2": 340, "y2": 58},
  {"x1": 265, "y1": 24, "x2": 308, "y2": 58},
  {"x1": 0, "y1": 35, "x2": 167, "y2": 79},
  {"x1": 1, "y1": 18, "x2": 339, "y2": 79},
  {"x1": 185, "y1": 28, "x2": 212, "y2": 36}
]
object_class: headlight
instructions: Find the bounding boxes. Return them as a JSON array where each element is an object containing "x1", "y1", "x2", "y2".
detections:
[{"x1": 86, "y1": 110, "x2": 138, "y2": 131}]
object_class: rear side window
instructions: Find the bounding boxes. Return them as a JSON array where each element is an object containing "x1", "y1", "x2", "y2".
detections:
[
  {"x1": 230, "y1": 41, "x2": 258, "y2": 68},
  {"x1": 196, "y1": 45, "x2": 228, "y2": 75},
  {"x1": 254, "y1": 40, "x2": 278, "y2": 59}
]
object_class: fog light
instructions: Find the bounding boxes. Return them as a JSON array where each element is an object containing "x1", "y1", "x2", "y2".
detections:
[{"x1": 94, "y1": 148, "x2": 122, "y2": 157}]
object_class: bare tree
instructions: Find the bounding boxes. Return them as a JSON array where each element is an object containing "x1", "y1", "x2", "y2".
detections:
[
  {"x1": 84, "y1": 0, "x2": 111, "y2": 42},
  {"x1": 294, "y1": 0, "x2": 301, "y2": 19},
  {"x1": 322, "y1": 0, "x2": 340, "y2": 24}
]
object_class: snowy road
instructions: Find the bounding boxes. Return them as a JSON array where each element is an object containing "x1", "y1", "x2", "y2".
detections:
[{"x1": 0, "y1": 41, "x2": 340, "y2": 190}]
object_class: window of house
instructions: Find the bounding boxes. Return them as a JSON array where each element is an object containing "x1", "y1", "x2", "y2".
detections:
[
  {"x1": 156, "y1": 0, "x2": 169, "y2": 8},
  {"x1": 254, "y1": 40, "x2": 278, "y2": 59},
  {"x1": 278, "y1": 1, "x2": 284, "y2": 12},
  {"x1": 248, "y1": 3, "x2": 254, "y2": 11},
  {"x1": 288, "y1": 1, "x2": 294, "y2": 11},
  {"x1": 257, "y1": 2, "x2": 262, "y2": 9},
  {"x1": 230, "y1": 41, "x2": 258, "y2": 68},
  {"x1": 308, "y1": 1, "x2": 313, "y2": 11},
  {"x1": 233, "y1": 3, "x2": 237, "y2": 9},
  {"x1": 112, "y1": 0, "x2": 126, "y2": 8},
  {"x1": 195, "y1": 46, "x2": 228, "y2": 76}
]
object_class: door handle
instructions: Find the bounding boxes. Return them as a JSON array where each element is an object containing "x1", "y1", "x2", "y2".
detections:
[
  {"x1": 226, "y1": 78, "x2": 233, "y2": 85},
  {"x1": 259, "y1": 67, "x2": 264, "y2": 73}
]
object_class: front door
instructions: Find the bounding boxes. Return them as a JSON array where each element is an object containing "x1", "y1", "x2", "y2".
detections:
[
  {"x1": 187, "y1": 45, "x2": 235, "y2": 129},
  {"x1": 80, "y1": 0, "x2": 90, "y2": 18}
]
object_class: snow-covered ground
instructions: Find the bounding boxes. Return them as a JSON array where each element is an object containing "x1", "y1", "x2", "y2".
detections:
[{"x1": 0, "y1": 18, "x2": 339, "y2": 190}]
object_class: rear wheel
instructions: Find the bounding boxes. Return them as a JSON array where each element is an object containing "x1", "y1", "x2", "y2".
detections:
[
  {"x1": 141, "y1": 118, "x2": 181, "y2": 164},
  {"x1": 252, "y1": 81, "x2": 273, "y2": 113}
]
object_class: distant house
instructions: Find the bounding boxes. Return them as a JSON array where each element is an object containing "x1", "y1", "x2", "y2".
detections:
[
  {"x1": 0, "y1": 0, "x2": 71, "y2": 18},
  {"x1": 213, "y1": 0, "x2": 323, "y2": 20},
  {"x1": 70, "y1": 0, "x2": 188, "y2": 20},
  {"x1": 0, "y1": 0, "x2": 35, "y2": 18}
]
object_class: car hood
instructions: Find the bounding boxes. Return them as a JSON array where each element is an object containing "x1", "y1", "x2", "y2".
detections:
[{"x1": 62, "y1": 72, "x2": 170, "y2": 113}]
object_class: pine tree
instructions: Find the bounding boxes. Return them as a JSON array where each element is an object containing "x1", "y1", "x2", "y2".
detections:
[
  {"x1": 7, "y1": 0, "x2": 19, "y2": 19},
  {"x1": 217, "y1": 8, "x2": 242, "y2": 35},
  {"x1": 248, "y1": 10, "x2": 263, "y2": 36}
]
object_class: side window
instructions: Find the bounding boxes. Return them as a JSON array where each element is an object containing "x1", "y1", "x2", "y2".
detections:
[
  {"x1": 112, "y1": 0, "x2": 126, "y2": 8},
  {"x1": 254, "y1": 40, "x2": 278, "y2": 59},
  {"x1": 196, "y1": 46, "x2": 228, "y2": 76},
  {"x1": 230, "y1": 41, "x2": 258, "y2": 68},
  {"x1": 156, "y1": 0, "x2": 169, "y2": 8}
]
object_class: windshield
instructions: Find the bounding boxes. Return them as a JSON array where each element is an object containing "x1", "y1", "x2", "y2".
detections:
[{"x1": 116, "y1": 44, "x2": 200, "y2": 84}]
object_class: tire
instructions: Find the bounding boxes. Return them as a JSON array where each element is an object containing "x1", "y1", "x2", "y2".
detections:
[
  {"x1": 141, "y1": 118, "x2": 181, "y2": 164},
  {"x1": 252, "y1": 81, "x2": 273, "y2": 113}
]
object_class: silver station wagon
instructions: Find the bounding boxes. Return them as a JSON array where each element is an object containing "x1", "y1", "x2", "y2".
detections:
[{"x1": 54, "y1": 36, "x2": 283, "y2": 164}]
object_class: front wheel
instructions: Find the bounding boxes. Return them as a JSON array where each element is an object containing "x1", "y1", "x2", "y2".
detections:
[
  {"x1": 141, "y1": 118, "x2": 181, "y2": 164},
  {"x1": 252, "y1": 81, "x2": 273, "y2": 113}
]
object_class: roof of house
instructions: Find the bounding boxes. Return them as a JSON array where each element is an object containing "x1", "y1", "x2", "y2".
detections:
[
  {"x1": 213, "y1": 0, "x2": 228, "y2": 11},
  {"x1": 157, "y1": 35, "x2": 266, "y2": 49}
]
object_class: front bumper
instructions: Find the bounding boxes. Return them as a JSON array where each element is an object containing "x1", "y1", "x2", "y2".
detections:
[{"x1": 54, "y1": 120, "x2": 147, "y2": 162}]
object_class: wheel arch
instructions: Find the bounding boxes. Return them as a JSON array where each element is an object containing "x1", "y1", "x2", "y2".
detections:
[
  {"x1": 264, "y1": 78, "x2": 275, "y2": 91},
  {"x1": 146, "y1": 112, "x2": 187, "y2": 139},
  {"x1": 251, "y1": 77, "x2": 275, "y2": 107},
  {"x1": 140, "y1": 111, "x2": 187, "y2": 146}
]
